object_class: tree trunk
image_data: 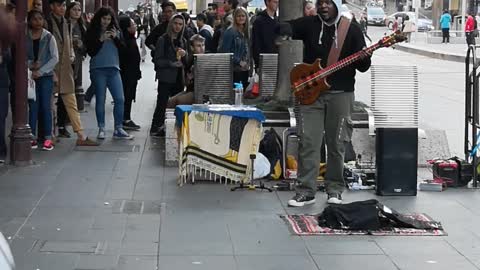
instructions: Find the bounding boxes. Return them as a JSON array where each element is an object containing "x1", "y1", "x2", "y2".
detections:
[{"x1": 273, "y1": 0, "x2": 304, "y2": 104}]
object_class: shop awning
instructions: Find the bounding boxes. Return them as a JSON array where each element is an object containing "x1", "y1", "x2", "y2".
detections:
[{"x1": 171, "y1": 0, "x2": 188, "y2": 10}]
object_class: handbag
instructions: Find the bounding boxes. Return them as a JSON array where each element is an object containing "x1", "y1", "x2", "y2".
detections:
[{"x1": 27, "y1": 69, "x2": 36, "y2": 101}]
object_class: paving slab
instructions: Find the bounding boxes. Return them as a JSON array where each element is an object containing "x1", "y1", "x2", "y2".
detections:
[
  {"x1": 235, "y1": 255, "x2": 317, "y2": 270},
  {"x1": 157, "y1": 255, "x2": 237, "y2": 270},
  {"x1": 312, "y1": 254, "x2": 398, "y2": 270}
]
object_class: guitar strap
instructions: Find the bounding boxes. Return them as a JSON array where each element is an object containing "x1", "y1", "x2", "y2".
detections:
[{"x1": 327, "y1": 16, "x2": 351, "y2": 66}]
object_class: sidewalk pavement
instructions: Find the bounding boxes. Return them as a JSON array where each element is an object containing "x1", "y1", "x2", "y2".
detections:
[
  {"x1": 1, "y1": 59, "x2": 480, "y2": 270},
  {"x1": 395, "y1": 33, "x2": 467, "y2": 63}
]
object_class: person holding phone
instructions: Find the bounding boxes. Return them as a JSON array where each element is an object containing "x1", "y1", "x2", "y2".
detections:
[{"x1": 86, "y1": 7, "x2": 133, "y2": 140}]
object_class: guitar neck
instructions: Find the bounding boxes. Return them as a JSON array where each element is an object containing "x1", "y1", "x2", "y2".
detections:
[{"x1": 321, "y1": 43, "x2": 381, "y2": 77}]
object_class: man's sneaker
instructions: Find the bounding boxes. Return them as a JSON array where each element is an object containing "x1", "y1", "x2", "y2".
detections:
[
  {"x1": 113, "y1": 128, "x2": 134, "y2": 140},
  {"x1": 327, "y1": 193, "x2": 343, "y2": 204},
  {"x1": 151, "y1": 128, "x2": 165, "y2": 138},
  {"x1": 288, "y1": 194, "x2": 316, "y2": 207},
  {"x1": 58, "y1": 127, "x2": 71, "y2": 138},
  {"x1": 97, "y1": 129, "x2": 106, "y2": 140},
  {"x1": 149, "y1": 125, "x2": 159, "y2": 136},
  {"x1": 31, "y1": 140, "x2": 38, "y2": 149},
  {"x1": 123, "y1": 120, "x2": 141, "y2": 131},
  {"x1": 42, "y1": 140, "x2": 54, "y2": 151}
]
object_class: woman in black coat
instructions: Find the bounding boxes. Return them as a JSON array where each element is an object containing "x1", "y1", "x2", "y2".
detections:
[{"x1": 118, "y1": 15, "x2": 142, "y2": 130}]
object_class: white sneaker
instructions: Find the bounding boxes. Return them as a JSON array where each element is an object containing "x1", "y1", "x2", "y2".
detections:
[
  {"x1": 97, "y1": 129, "x2": 106, "y2": 140},
  {"x1": 288, "y1": 194, "x2": 316, "y2": 207},
  {"x1": 327, "y1": 193, "x2": 343, "y2": 204}
]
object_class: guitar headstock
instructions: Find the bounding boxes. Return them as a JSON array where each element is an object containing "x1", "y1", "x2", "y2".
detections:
[{"x1": 378, "y1": 30, "x2": 407, "y2": 48}]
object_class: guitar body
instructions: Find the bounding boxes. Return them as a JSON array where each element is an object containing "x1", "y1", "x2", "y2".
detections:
[
  {"x1": 290, "y1": 31, "x2": 407, "y2": 105},
  {"x1": 290, "y1": 59, "x2": 330, "y2": 105}
]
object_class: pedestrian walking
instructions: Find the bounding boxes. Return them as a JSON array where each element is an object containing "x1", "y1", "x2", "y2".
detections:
[
  {"x1": 27, "y1": 10, "x2": 59, "y2": 151},
  {"x1": 118, "y1": 15, "x2": 142, "y2": 131},
  {"x1": 85, "y1": 7, "x2": 134, "y2": 140},
  {"x1": 134, "y1": 7, "x2": 149, "y2": 62},
  {"x1": 402, "y1": 15, "x2": 415, "y2": 42},
  {"x1": 440, "y1": 9, "x2": 451, "y2": 43},
  {"x1": 359, "y1": 13, "x2": 372, "y2": 43},
  {"x1": 466, "y1": 13, "x2": 476, "y2": 46}
]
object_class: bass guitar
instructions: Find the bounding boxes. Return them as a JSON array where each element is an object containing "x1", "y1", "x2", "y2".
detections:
[{"x1": 290, "y1": 30, "x2": 407, "y2": 105}]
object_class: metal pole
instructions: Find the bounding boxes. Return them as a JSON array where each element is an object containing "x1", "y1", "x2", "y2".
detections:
[
  {"x1": 473, "y1": 51, "x2": 479, "y2": 188},
  {"x1": 465, "y1": 47, "x2": 473, "y2": 161},
  {"x1": 10, "y1": 0, "x2": 32, "y2": 165},
  {"x1": 414, "y1": 0, "x2": 419, "y2": 42}
]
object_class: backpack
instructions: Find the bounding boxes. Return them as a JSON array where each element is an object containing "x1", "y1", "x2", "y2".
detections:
[{"x1": 259, "y1": 128, "x2": 283, "y2": 180}]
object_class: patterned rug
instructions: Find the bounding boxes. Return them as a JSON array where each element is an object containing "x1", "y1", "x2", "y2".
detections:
[{"x1": 281, "y1": 214, "x2": 447, "y2": 236}]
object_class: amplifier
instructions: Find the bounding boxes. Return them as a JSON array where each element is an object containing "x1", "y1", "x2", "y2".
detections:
[{"x1": 376, "y1": 128, "x2": 418, "y2": 196}]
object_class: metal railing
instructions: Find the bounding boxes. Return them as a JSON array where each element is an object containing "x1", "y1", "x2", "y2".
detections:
[{"x1": 465, "y1": 45, "x2": 480, "y2": 187}]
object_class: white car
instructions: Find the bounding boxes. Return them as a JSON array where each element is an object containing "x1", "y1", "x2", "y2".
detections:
[{"x1": 0, "y1": 232, "x2": 14, "y2": 270}]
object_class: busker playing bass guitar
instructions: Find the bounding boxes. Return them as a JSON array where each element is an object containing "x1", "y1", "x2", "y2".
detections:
[{"x1": 283, "y1": 0, "x2": 371, "y2": 207}]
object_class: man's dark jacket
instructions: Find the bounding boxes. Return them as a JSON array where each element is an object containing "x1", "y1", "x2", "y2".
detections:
[
  {"x1": 251, "y1": 9, "x2": 278, "y2": 69},
  {"x1": 145, "y1": 21, "x2": 169, "y2": 56}
]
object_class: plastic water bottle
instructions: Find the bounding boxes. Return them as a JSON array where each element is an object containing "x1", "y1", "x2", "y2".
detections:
[{"x1": 234, "y1": 83, "x2": 243, "y2": 106}]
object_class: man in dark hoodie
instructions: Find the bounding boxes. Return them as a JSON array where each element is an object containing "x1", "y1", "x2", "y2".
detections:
[
  {"x1": 251, "y1": 0, "x2": 279, "y2": 70},
  {"x1": 145, "y1": 1, "x2": 176, "y2": 59},
  {"x1": 151, "y1": 14, "x2": 188, "y2": 137},
  {"x1": 285, "y1": 0, "x2": 371, "y2": 207}
]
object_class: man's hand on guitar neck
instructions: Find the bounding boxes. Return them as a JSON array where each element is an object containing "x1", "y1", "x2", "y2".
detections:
[{"x1": 359, "y1": 47, "x2": 372, "y2": 60}]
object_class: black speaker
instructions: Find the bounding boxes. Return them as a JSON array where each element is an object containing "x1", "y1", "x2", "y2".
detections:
[{"x1": 376, "y1": 128, "x2": 418, "y2": 196}]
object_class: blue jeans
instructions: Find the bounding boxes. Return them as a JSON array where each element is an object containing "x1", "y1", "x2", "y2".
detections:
[
  {"x1": 28, "y1": 76, "x2": 53, "y2": 140},
  {"x1": 90, "y1": 68, "x2": 125, "y2": 129}
]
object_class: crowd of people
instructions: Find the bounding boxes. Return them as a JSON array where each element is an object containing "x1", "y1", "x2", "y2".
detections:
[
  {"x1": 0, "y1": 0, "x2": 372, "y2": 207},
  {"x1": 0, "y1": 0, "x2": 283, "y2": 151}
]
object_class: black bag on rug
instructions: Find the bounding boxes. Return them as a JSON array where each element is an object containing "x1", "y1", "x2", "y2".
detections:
[{"x1": 318, "y1": 199, "x2": 443, "y2": 231}]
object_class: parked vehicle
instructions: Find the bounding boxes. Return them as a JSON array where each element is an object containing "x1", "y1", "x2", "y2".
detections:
[
  {"x1": 385, "y1": 11, "x2": 434, "y2": 31},
  {"x1": 0, "y1": 232, "x2": 14, "y2": 270},
  {"x1": 366, "y1": 7, "x2": 386, "y2": 25}
]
